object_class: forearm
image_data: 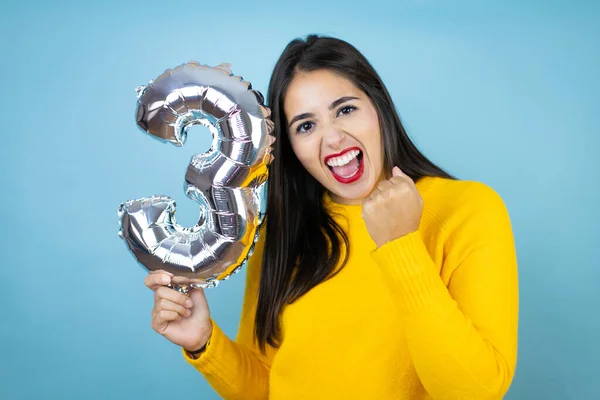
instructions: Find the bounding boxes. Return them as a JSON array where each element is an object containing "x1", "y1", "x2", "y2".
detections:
[
  {"x1": 372, "y1": 232, "x2": 517, "y2": 400},
  {"x1": 183, "y1": 320, "x2": 270, "y2": 400},
  {"x1": 402, "y1": 295, "x2": 515, "y2": 399}
]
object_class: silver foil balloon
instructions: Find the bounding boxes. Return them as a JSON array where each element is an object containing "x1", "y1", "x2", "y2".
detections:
[{"x1": 118, "y1": 62, "x2": 275, "y2": 290}]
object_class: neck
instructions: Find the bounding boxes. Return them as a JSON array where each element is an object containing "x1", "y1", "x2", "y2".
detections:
[
  {"x1": 329, "y1": 193, "x2": 364, "y2": 205},
  {"x1": 326, "y1": 188, "x2": 368, "y2": 205}
]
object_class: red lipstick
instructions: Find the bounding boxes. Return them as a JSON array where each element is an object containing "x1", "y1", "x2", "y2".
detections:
[
  {"x1": 324, "y1": 146, "x2": 364, "y2": 184},
  {"x1": 323, "y1": 146, "x2": 362, "y2": 164}
]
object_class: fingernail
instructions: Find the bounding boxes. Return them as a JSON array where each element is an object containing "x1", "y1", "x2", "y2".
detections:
[
  {"x1": 161, "y1": 276, "x2": 170, "y2": 285},
  {"x1": 186, "y1": 309, "x2": 192, "y2": 317},
  {"x1": 185, "y1": 299, "x2": 193, "y2": 308}
]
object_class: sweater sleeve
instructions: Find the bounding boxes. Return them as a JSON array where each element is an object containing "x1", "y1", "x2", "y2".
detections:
[
  {"x1": 182, "y1": 229, "x2": 276, "y2": 400},
  {"x1": 371, "y1": 183, "x2": 518, "y2": 400}
]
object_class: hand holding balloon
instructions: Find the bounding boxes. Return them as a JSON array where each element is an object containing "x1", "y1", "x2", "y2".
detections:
[
  {"x1": 362, "y1": 167, "x2": 423, "y2": 248},
  {"x1": 145, "y1": 271, "x2": 213, "y2": 353}
]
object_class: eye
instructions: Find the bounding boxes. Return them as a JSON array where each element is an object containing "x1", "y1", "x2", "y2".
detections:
[
  {"x1": 296, "y1": 121, "x2": 315, "y2": 134},
  {"x1": 337, "y1": 105, "x2": 356, "y2": 117}
]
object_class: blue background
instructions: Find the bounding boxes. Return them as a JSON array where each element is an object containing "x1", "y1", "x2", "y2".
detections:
[{"x1": 1, "y1": 1, "x2": 598, "y2": 399}]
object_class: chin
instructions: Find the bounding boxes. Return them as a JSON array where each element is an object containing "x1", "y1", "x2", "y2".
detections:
[{"x1": 328, "y1": 183, "x2": 373, "y2": 204}]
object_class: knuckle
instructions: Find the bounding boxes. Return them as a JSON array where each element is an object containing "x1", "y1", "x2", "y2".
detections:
[
  {"x1": 150, "y1": 274, "x2": 161, "y2": 286},
  {"x1": 145, "y1": 275, "x2": 160, "y2": 290},
  {"x1": 177, "y1": 294, "x2": 188, "y2": 306},
  {"x1": 172, "y1": 302, "x2": 184, "y2": 313},
  {"x1": 154, "y1": 298, "x2": 163, "y2": 310},
  {"x1": 158, "y1": 298, "x2": 169, "y2": 309},
  {"x1": 155, "y1": 286, "x2": 168, "y2": 300},
  {"x1": 398, "y1": 182, "x2": 411, "y2": 193},
  {"x1": 381, "y1": 181, "x2": 393, "y2": 190}
]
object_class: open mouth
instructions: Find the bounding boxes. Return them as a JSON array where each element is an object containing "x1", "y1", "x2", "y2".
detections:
[{"x1": 325, "y1": 148, "x2": 365, "y2": 184}]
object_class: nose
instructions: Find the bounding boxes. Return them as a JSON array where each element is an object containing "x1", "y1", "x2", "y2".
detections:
[{"x1": 322, "y1": 126, "x2": 345, "y2": 149}]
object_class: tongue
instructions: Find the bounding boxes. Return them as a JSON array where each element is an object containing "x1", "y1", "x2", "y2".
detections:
[{"x1": 331, "y1": 157, "x2": 360, "y2": 178}]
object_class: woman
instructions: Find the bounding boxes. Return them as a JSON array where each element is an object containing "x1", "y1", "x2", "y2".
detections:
[{"x1": 144, "y1": 35, "x2": 518, "y2": 400}]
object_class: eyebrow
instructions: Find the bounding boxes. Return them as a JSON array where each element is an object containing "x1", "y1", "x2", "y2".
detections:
[{"x1": 288, "y1": 96, "x2": 360, "y2": 128}]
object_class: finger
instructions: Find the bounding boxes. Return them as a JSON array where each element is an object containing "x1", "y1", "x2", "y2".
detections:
[
  {"x1": 362, "y1": 199, "x2": 375, "y2": 216},
  {"x1": 376, "y1": 180, "x2": 394, "y2": 192},
  {"x1": 155, "y1": 298, "x2": 192, "y2": 318},
  {"x1": 365, "y1": 190, "x2": 381, "y2": 204},
  {"x1": 152, "y1": 309, "x2": 182, "y2": 328},
  {"x1": 389, "y1": 173, "x2": 415, "y2": 187},
  {"x1": 145, "y1": 273, "x2": 172, "y2": 291},
  {"x1": 188, "y1": 287, "x2": 209, "y2": 317},
  {"x1": 155, "y1": 286, "x2": 194, "y2": 309},
  {"x1": 390, "y1": 166, "x2": 413, "y2": 183},
  {"x1": 188, "y1": 286, "x2": 207, "y2": 305}
]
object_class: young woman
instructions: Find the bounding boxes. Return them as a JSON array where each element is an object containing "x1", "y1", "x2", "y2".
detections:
[{"x1": 144, "y1": 35, "x2": 519, "y2": 400}]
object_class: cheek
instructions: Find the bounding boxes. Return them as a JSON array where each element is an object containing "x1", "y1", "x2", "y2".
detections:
[
  {"x1": 366, "y1": 109, "x2": 381, "y2": 139},
  {"x1": 290, "y1": 137, "x2": 319, "y2": 170},
  {"x1": 357, "y1": 112, "x2": 380, "y2": 142},
  {"x1": 364, "y1": 114, "x2": 383, "y2": 167}
]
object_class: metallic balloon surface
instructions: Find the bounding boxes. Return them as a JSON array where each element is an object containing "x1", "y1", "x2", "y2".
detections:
[{"x1": 118, "y1": 62, "x2": 275, "y2": 289}]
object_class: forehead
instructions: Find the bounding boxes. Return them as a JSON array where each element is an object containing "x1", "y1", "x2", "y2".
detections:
[{"x1": 284, "y1": 70, "x2": 362, "y2": 113}]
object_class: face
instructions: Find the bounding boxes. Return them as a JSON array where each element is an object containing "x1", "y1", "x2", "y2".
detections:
[{"x1": 284, "y1": 69, "x2": 384, "y2": 205}]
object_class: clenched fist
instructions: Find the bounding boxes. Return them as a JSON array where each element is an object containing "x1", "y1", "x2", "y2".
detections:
[{"x1": 362, "y1": 166, "x2": 423, "y2": 248}]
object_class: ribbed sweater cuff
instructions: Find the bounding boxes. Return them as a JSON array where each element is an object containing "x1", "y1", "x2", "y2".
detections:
[
  {"x1": 182, "y1": 319, "x2": 230, "y2": 377},
  {"x1": 371, "y1": 231, "x2": 448, "y2": 315}
]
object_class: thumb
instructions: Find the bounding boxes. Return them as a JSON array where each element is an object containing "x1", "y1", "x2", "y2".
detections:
[
  {"x1": 392, "y1": 166, "x2": 403, "y2": 177},
  {"x1": 188, "y1": 287, "x2": 210, "y2": 318}
]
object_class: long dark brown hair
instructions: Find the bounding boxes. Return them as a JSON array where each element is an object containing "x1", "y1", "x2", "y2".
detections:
[{"x1": 255, "y1": 35, "x2": 454, "y2": 351}]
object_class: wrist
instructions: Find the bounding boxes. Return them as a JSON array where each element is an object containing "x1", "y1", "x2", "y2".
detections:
[
  {"x1": 375, "y1": 229, "x2": 419, "y2": 248},
  {"x1": 185, "y1": 342, "x2": 208, "y2": 358},
  {"x1": 185, "y1": 325, "x2": 213, "y2": 359}
]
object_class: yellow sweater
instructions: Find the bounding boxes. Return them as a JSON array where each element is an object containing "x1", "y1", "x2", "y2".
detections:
[{"x1": 183, "y1": 176, "x2": 519, "y2": 399}]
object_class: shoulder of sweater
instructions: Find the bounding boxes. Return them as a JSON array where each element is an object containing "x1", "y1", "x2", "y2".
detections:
[{"x1": 418, "y1": 176, "x2": 510, "y2": 231}]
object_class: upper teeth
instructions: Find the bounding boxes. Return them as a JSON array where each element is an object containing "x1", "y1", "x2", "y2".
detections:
[{"x1": 326, "y1": 150, "x2": 360, "y2": 167}]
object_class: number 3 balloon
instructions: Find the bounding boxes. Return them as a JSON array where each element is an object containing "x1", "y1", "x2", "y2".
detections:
[{"x1": 117, "y1": 62, "x2": 275, "y2": 290}]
